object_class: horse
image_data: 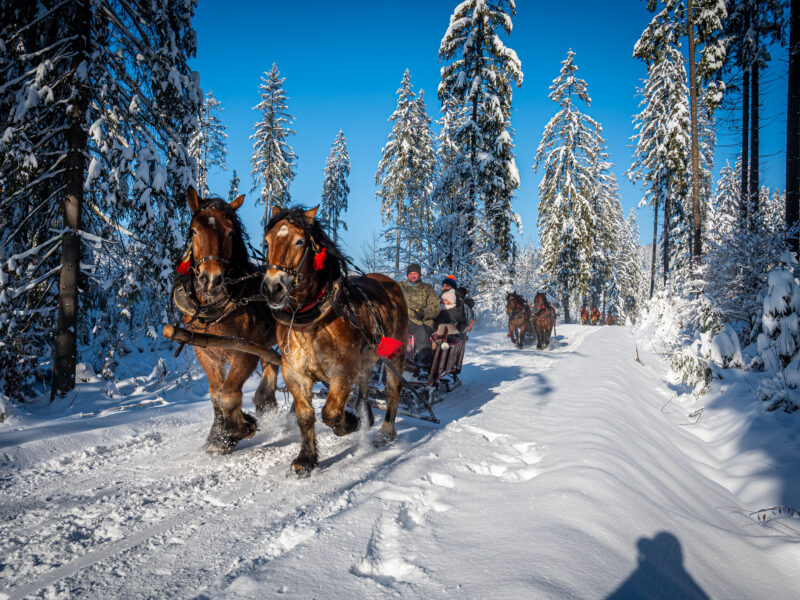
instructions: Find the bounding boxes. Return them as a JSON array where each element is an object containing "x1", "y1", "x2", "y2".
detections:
[
  {"x1": 531, "y1": 291, "x2": 557, "y2": 349},
  {"x1": 580, "y1": 305, "x2": 589, "y2": 325},
  {"x1": 590, "y1": 306, "x2": 600, "y2": 326},
  {"x1": 261, "y1": 205, "x2": 408, "y2": 475},
  {"x1": 174, "y1": 187, "x2": 280, "y2": 454},
  {"x1": 506, "y1": 292, "x2": 531, "y2": 349}
]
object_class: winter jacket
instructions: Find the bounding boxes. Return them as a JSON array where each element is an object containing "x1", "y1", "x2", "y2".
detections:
[
  {"x1": 398, "y1": 280, "x2": 441, "y2": 328},
  {"x1": 435, "y1": 287, "x2": 469, "y2": 332}
]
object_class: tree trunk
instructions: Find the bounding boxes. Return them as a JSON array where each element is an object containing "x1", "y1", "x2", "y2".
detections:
[
  {"x1": 561, "y1": 293, "x2": 570, "y2": 324},
  {"x1": 52, "y1": 0, "x2": 90, "y2": 399},
  {"x1": 395, "y1": 198, "x2": 401, "y2": 271},
  {"x1": 687, "y1": 0, "x2": 702, "y2": 261},
  {"x1": 788, "y1": 0, "x2": 800, "y2": 254},
  {"x1": 741, "y1": 15, "x2": 750, "y2": 224},
  {"x1": 750, "y1": 61, "x2": 760, "y2": 217},
  {"x1": 650, "y1": 197, "x2": 659, "y2": 298},
  {"x1": 663, "y1": 188, "x2": 671, "y2": 288}
]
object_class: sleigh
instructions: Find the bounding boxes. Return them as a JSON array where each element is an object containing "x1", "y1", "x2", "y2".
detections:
[{"x1": 368, "y1": 322, "x2": 471, "y2": 424}]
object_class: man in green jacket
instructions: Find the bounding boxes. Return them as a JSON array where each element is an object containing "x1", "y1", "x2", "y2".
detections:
[{"x1": 398, "y1": 263, "x2": 440, "y2": 375}]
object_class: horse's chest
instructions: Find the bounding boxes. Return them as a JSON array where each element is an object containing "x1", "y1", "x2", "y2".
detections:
[{"x1": 279, "y1": 329, "x2": 338, "y2": 382}]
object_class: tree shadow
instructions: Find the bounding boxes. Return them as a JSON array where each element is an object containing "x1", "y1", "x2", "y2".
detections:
[{"x1": 605, "y1": 532, "x2": 709, "y2": 600}]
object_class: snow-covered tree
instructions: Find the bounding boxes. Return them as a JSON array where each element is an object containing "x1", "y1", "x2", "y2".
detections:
[
  {"x1": 534, "y1": 50, "x2": 598, "y2": 323},
  {"x1": 438, "y1": 0, "x2": 523, "y2": 273},
  {"x1": 251, "y1": 63, "x2": 296, "y2": 247},
  {"x1": 703, "y1": 162, "x2": 786, "y2": 335},
  {"x1": 757, "y1": 251, "x2": 800, "y2": 412},
  {"x1": 630, "y1": 21, "x2": 692, "y2": 296},
  {"x1": 375, "y1": 70, "x2": 435, "y2": 270},
  {"x1": 431, "y1": 95, "x2": 472, "y2": 281},
  {"x1": 227, "y1": 170, "x2": 241, "y2": 203},
  {"x1": 320, "y1": 130, "x2": 350, "y2": 243},
  {"x1": 0, "y1": 0, "x2": 200, "y2": 398},
  {"x1": 188, "y1": 90, "x2": 227, "y2": 195}
]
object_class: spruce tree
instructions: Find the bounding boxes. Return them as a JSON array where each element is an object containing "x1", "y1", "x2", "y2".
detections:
[
  {"x1": 376, "y1": 70, "x2": 434, "y2": 270},
  {"x1": 438, "y1": 0, "x2": 523, "y2": 272},
  {"x1": 534, "y1": 50, "x2": 597, "y2": 323},
  {"x1": 227, "y1": 170, "x2": 241, "y2": 203},
  {"x1": 189, "y1": 90, "x2": 228, "y2": 196},
  {"x1": 250, "y1": 63, "x2": 296, "y2": 248},
  {"x1": 630, "y1": 24, "x2": 692, "y2": 295},
  {"x1": 320, "y1": 130, "x2": 350, "y2": 243}
]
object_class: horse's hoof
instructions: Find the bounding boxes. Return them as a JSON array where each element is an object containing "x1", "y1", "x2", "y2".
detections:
[
  {"x1": 289, "y1": 457, "x2": 317, "y2": 477},
  {"x1": 372, "y1": 429, "x2": 395, "y2": 448},
  {"x1": 204, "y1": 438, "x2": 234, "y2": 455}
]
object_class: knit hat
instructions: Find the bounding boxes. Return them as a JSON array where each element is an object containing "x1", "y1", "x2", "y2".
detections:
[
  {"x1": 407, "y1": 263, "x2": 421, "y2": 275},
  {"x1": 442, "y1": 274, "x2": 457, "y2": 288}
]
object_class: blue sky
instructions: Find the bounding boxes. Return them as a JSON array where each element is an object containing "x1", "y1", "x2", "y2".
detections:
[{"x1": 191, "y1": 0, "x2": 789, "y2": 264}]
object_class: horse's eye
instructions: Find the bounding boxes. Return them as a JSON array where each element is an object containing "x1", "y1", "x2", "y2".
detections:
[
  {"x1": 190, "y1": 228, "x2": 197, "y2": 236},
  {"x1": 294, "y1": 238, "x2": 305, "y2": 247},
  {"x1": 227, "y1": 230, "x2": 233, "y2": 238}
]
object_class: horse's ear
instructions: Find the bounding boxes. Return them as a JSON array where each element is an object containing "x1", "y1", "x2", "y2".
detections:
[
  {"x1": 304, "y1": 205, "x2": 319, "y2": 224},
  {"x1": 187, "y1": 186, "x2": 200, "y2": 213},
  {"x1": 229, "y1": 194, "x2": 244, "y2": 211},
  {"x1": 271, "y1": 205, "x2": 282, "y2": 219}
]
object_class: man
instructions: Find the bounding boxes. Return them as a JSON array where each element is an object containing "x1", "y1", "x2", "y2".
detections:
[{"x1": 398, "y1": 263, "x2": 440, "y2": 375}]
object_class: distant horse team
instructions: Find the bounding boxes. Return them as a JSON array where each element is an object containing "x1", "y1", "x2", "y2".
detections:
[{"x1": 505, "y1": 291, "x2": 557, "y2": 350}]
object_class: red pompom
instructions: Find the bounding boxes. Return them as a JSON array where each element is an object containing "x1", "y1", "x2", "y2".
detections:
[
  {"x1": 376, "y1": 336, "x2": 403, "y2": 360},
  {"x1": 313, "y1": 247, "x2": 327, "y2": 271},
  {"x1": 177, "y1": 259, "x2": 191, "y2": 275}
]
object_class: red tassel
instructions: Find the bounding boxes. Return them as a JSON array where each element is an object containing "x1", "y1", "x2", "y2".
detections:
[
  {"x1": 376, "y1": 336, "x2": 403, "y2": 360},
  {"x1": 313, "y1": 247, "x2": 327, "y2": 271},
  {"x1": 177, "y1": 259, "x2": 191, "y2": 275}
]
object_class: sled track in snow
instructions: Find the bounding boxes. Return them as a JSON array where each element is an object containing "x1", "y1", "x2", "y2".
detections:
[{"x1": 0, "y1": 412, "x2": 418, "y2": 599}]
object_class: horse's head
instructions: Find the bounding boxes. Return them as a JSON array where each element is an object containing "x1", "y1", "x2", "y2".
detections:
[
  {"x1": 533, "y1": 291, "x2": 548, "y2": 311},
  {"x1": 261, "y1": 205, "x2": 345, "y2": 310},
  {"x1": 506, "y1": 292, "x2": 520, "y2": 314},
  {"x1": 186, "y1": 186, "x2": 246, "y2": 304}
]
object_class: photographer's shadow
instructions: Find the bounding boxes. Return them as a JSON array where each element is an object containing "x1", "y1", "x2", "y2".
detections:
[{"x1": 606, "y1": 532, "x2": 709, "y2": 600}]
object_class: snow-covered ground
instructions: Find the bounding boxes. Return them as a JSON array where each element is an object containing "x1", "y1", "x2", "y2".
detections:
[{"x1": 1, "y1": 325, "x2": 799, "y2": 599}]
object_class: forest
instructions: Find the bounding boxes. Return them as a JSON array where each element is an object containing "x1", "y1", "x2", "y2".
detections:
[{"x1": 1, "y1": 0, "x2": 798, "y2": 414}]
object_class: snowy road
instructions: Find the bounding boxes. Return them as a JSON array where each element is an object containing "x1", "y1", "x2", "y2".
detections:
[{"x1": 1, "y1": 325, "x2": 799, "y2": 599}]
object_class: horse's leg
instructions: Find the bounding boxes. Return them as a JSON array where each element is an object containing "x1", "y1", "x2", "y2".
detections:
[
  {"x1": 253, "y1": 360, "x2": 279, "y2": 416},
  {"x1": 354, "y1": 367, "x2": 375, "y2": 428},
  {"x1": 193, "y1": 349, "x2": 227, "y2": 449},
  {"x1": 285, "y1": 371, "x2": 317, "y2": 474},
  {"x1": 376, "y1": 354, "x2": 403, "y2": 446},
  {"x1": 209, "y1": 351, "x2": 259, "y2": 454},
  {"x1": 321, "y1": 373, "x2": 360, "y2": 436}
]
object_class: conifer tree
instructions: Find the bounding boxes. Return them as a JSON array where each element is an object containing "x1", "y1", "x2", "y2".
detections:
[
  {"x1": 321, "y1": 130, "x2": 350, "y2": 243},
  {"x1": 630, "y1": 24, "x2": 692, "y2": 295},
  {"x1": 227, "y1": 170, "x2": 241, "y2": 203},
  {"x1": 189, "y1": 90, "x2": 228, "y2": 195},
  {"x1": 534, "y1": 50, "x2": 598, "y2": 323},
  {"x1": 438, "y1": 0, "x2": 523, "y2": 273},
  {"x1": 251, "y1": 63, "x2": 296, "y2": 247},
  {"x1": 376, "y1": 70, "x2": 434, "y2": 270},
  {"x1": 0, "y1": 0, "x2": 200, "y2": 398},
  {"x1": 432, "y1": 96, "x2": 471, "y2": 280}
]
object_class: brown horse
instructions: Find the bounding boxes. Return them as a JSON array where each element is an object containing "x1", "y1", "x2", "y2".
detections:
[
  {"x1": 177, "y1": 187, "x2": 279, "y2": 454},
  {"x1": 261, "y1": 205, "x2": 408, "y2": 475},
  {"x1": 580, "y1": 305, "x2": 589, "y2": 325},
  {"x1": 531, "y1": 291, "x2": 557, "y2": 349},
  {"x1": 506, "y1": 292, "x2": 531, "y2": 349}
]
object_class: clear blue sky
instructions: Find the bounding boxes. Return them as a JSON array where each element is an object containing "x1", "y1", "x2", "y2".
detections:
[{"x1": 191, "y1": 0, "x2": 789, "y2": 263}]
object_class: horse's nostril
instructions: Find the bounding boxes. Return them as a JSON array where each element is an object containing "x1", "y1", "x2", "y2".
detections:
[{"x1": 210, "y1": 274, "x2": 222, "y2": 289}]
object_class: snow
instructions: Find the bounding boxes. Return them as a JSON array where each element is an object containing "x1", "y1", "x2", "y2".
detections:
[{"x1": 1, "y1": 325, "x2": 798, "y2": 598}]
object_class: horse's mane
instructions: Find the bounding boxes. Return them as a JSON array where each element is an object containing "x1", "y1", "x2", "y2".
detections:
[
  {"x1": 266, "y1": 206, "x2": 349, "y2": 282},
  {"x1": 195, "y1": 197, "x2": 253, "y2": 274}
]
